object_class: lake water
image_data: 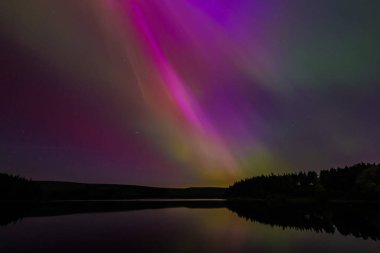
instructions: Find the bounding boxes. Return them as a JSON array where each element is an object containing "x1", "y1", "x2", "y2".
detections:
[{"x1": 0, "y1": 202, "x2": 379, "y2": 253}]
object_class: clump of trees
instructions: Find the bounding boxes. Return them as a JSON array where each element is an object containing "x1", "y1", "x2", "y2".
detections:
[
  {"x1": 0, "y1": 173, "x2": 38, "y2": 200},
  {"x1": 226, "y1": 163, "x2": 380, "y2": 200}
]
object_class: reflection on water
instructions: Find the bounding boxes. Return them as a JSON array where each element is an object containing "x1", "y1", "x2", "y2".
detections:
[
  {"x1": 0, "y1": 201, "x2": 379, "y2": 253},
  {"x1": 227, "y1": 201, "x2": 380, "y2": 241}
]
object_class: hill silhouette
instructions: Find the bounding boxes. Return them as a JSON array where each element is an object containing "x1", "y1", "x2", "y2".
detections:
[{"x1": 0, "y1": 172, "x2": 225, "y2": 200}]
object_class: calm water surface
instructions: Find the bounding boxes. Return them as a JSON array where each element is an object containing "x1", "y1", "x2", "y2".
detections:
[{"x1": 0, "y1": 206, "x2": 379, "y2": 253}]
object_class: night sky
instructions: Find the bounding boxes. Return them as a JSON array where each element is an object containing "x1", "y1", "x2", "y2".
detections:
[{"x1": 0, "y1": 1, "x2": 379, "y2": 187}]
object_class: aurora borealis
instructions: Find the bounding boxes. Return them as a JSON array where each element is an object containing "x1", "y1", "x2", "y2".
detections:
[{"x1": 0, "y1": 1, "x2": 379, "y2": 186}]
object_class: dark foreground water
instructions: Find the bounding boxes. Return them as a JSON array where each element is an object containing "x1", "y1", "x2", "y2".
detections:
[{"x1": 0, "y1": 201, "x2": 379, "y2": 253}]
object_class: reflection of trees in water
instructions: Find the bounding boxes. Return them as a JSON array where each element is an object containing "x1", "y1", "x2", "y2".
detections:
[
  {"x1": 0, "y1": 212, "x2": 23, "y2": 226},
  {"x1": 226, "y1": 201, "x2": 380, "y2": 241},
  {"x1": 1, "y1": 201, "x2": 380, "y2": 241}
]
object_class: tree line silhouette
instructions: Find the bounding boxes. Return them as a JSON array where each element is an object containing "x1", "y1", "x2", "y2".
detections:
[
  {"x1": 227, "y1": 163, "x2": 380, "y2": 200},
  {"x1": 0, "y1": 173, "x2": 39, "y2": 200}
]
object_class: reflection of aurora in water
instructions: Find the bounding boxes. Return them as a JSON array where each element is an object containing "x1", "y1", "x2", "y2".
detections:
[{"x1": 1, "y1": 201, "x2": 380, "y2": 241}]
